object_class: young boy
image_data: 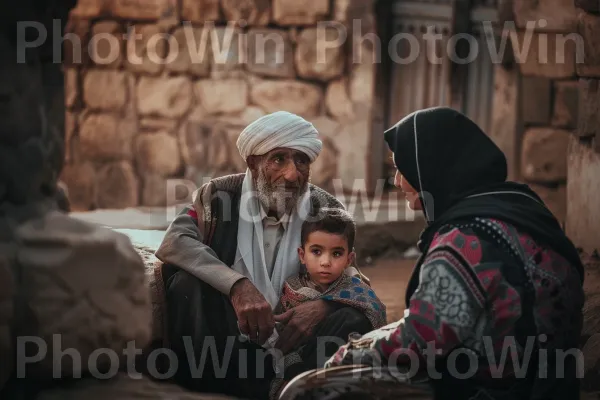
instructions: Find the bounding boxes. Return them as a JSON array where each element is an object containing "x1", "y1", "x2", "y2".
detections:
[
  {"x1": 264, "y1": 208, "x2": 387, "y2": 399},
  {"x1": 275, "y1": 207, "x2": 386, "y2": 325}
]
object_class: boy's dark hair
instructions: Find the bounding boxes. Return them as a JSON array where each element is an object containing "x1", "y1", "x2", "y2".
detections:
[{"x1": 300, "y1": 208, "x2": 356, "y2": 250}]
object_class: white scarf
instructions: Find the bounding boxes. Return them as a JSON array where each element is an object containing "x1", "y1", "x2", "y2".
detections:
[{"x1": 232, "y1": 169, "x2": 312, "y2": 309}]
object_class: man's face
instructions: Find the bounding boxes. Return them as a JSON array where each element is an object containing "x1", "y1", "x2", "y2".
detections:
[{"x1": 248, "y1": 148, "x2": 311, "y2": 215}]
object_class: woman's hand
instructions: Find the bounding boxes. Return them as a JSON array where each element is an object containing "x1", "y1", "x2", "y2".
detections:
[
  {"x1": 325, "y1": 320, "x2": 402, "y2": 368},
  {"x1": 324, "y1": 338, "x2": 380, "y2": 368}
]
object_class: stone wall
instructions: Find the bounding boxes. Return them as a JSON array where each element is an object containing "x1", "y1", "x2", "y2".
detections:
[
  {"x1": 60, "y1": 0, "x2": 380, "y2": 211},
  {"x1": 509, "y1": 0, "x2": 582, "y2": 225}
]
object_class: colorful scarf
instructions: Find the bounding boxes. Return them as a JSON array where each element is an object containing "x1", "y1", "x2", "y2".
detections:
[
  {"x1": 268, "y1": 271, "x2": 387, "y2": 399},
  {"x1": 277, "y1": 272, "x2": 387, "y2": 329}
]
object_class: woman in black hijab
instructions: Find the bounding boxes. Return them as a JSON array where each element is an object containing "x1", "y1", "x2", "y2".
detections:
[{"x1": 280, "y1": 107, "x2": 585, "y2": 400}]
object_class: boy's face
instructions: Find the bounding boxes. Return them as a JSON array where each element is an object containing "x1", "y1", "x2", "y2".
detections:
[{"x1": 298, "y1": 231, "x2": 355, "y2": 288}]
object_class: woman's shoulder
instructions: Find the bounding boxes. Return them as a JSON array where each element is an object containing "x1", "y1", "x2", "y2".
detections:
[
  {"x1": 427, "y1": 217, "x2": 577, "y2": 275},
  {"x1": 426, "y1": 218, "x2": 531, "y2": 268}
]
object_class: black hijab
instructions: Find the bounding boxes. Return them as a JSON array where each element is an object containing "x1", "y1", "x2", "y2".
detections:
[{"x1": 384, "y1": 106, "x2": 584, "y2": 284}]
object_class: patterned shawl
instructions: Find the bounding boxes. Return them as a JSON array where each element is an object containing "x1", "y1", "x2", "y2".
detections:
[
  {"x1": 268, "y1": 271, "x2": 387, "y2": 399},
  {"x1": 277, "y1": 272, "x2": 387, "y2": 329}
]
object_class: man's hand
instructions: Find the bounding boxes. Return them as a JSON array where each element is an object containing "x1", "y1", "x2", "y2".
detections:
[
  {"x1": 229, "y1": 278, "x2": 275, "y2": 346},
  {"x1": 273, "y1": 300, "x2": 333, "y2": 354}
]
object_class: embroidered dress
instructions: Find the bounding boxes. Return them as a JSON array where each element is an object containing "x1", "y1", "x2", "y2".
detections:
[{"x1": 324, "y1": 218, "x2": 584, "y2": 399}]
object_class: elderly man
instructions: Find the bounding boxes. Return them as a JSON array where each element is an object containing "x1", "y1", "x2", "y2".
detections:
[{"x1": 154, "y1": 111, "x2": 371, "y2": 399}]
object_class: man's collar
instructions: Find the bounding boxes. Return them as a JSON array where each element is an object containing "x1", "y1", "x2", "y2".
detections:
[{"x1": 259, "y1": 204, "x2": 291, "y2": 229}]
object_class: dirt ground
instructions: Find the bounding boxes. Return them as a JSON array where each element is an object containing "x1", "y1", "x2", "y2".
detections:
[{"x1": 359, "y1": 258, "x2": 417, "y2": 323}]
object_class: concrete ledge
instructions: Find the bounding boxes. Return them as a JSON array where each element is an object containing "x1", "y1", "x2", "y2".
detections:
[{"x1": 72, "y1": 197, "x2": 425, "y2": 265}]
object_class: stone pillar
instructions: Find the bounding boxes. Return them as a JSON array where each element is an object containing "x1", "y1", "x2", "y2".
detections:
[
  {"x1": 570, "y1": 1, "x2": 600, "y2": 395},
  {"x1": 490, "y1": 0, "x2": 522, "y2": 182},
  {"x1": 508, "y1": 0, "x2": 581, "y2": 226},
  {"x1": 568, "y1": 3, "x2": 600, "y2": 251}
]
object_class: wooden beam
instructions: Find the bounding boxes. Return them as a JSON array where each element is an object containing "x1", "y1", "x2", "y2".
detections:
[{"x1": 448, "y1": 0, "x2": 474, "y2": 110}]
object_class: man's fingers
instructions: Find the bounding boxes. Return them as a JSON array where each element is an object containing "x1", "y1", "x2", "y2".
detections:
[
  {"x1": 274, "y1": 322, "x2": 298, "y2": 354},
  {"x1": 258, "y1": 309, "x2": 275, "y2": 345},
  {"x1": 245, "y1": 310, "x2": 260, "y2": 341},
  {"x1": 238, "y1": 316, "x2": 250, "y2": 336},
  {"x1": 274, "y1": 309, "x2": 294, "y2": 324}
]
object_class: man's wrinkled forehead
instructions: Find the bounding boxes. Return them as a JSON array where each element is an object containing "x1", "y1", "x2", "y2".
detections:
[{"x1": 259, "y1": 147, "x2": 310, "y2": 161}]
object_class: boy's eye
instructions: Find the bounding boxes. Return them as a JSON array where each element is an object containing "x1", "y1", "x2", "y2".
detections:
[
  {"x1": 333, "y1": 251, "x2": 342, "y2": 257},
  {"x1": 311, "y1": 249, "x2": 321, "y2": 255}
]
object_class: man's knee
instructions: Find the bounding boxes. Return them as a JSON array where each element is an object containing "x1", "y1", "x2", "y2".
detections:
[
  {"x1": 165, "y1": 270, "x2": 204, "y2": 304},
  {"x1": 331, "y1": 307, "x2": 373, "y2": 332}
]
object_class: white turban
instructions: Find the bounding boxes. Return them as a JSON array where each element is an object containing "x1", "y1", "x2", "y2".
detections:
[{"x1": 236, "y1": 111, "x2": 322, "y2": 162}]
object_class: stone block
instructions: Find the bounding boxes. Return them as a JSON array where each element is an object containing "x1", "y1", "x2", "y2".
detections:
[
  {"x1": 96, "y1": 161, "x2": 140, "y2": 208},
  {"x1": 165, "y1": 25, "x2": 211, "y2": 76},
  {"x1": 337, "y1": 117, "x2": 372, "y2": 190},
  {"x1": 209, "y1": 105, "x2": 267, "y2": 127},
  {"x1": 521, "y1": 76, "x2": 552, "y2": 125},
  {"x1": 310, "y1": 116, "x2": 342, "y2": 139},
  {"x1": 194, "y1": 79, "x2": 248, "y2": 114},
  {"x1": 141, "y1": 174, "x2": 168, "y2": 207},
  {"x1": 513, "y1": 31, "x2": 578, "y2": 78},
  {"x1": 79, "y1": 113, "x2": 136, "y2": 162},
  {"x1": 514, "y1": 0, "x2": 578, "y2": 32},
  {"x1": 334, "y1": 0, "x2": 374, "y2": 23},
  {"x1": 272, "y1": 0, "x2": 330, "y2": 25},
  {"x1": 310, "y1": 136, "x2": 339, "y2": 192},
  {"x1": 578, "y1": 79, "x2": 600, "y2": 139},
  {"x1": 82, "y1": 69, "x2": 128, "y2": 111},
  {"x1": 64, "y1": 68, "x2": 80, "y2": 109},
  {"x1": 111, "y1": 0, "x2": 175, "y2": 20},
  {"x1": 238, "y1": 106, "x2": 266, "y2": 125},
  {"x1": 69, "y1": 0, "x2": 110, "y2": 18},
  {"x1": 210, "y1": 26, "x2": 245, "y2": 78},
  {"x1": 140, "y1": 118, "x2": 179, "y2": 134},
  {"x1": 350, "y1": 42, "x2": 376, "y2": 104},
  {"x1": 63, "y1": 19, "x2": 92, "y2": 67},
  {"x1": 126, "y1": 24, "x2": 168, "y2": 75},
  {"x1": 566, "y1": 135, "x2": 600, "y2": 253},
  {"x1": 135, "y1": 132, "x2": 182, "y2": 177},
  {"x1": 325, "y1": 78, "x2": 354, "y2": 121},
  {"x1": 89, "y1": 21, "x2": 124, "y2": 68},
  {"x1": 222, "y1": 0, "x2": 270, "y2": 26},
  {"x1": 577, "y1": 11, "x2": 600, "y2": 78},
  {"x1": 521, "y1": 127, "x2": 570, "y2": 183},
  {"x1": 552, "y1": 80, "x2": 579, "y2": 128},
  {"x1": 295, "y1": 27, "x2": 345, "y2": 82},
  {"x1": 246, "y1": 29, "x2": 296, "y2": 78},
  {"x1": 65, "y1": 111, "x2": 77, "y2": 163},
  {"x1": 250, "y1": 80, "x2": 323, "y2": 117},
  {"x1": 529, "y1": 183, "x2": 567, "y2": 224},
  {"x1": 137, "y1": 76, "x2": 193, "y2": 118},
  {"x1": 14, "y1": 214, "x2": 150, "y2": 378},
  {"x1": 575, "y1": 0, "x2": 600, "y2": 13},
  {"x1": 59, "y1": 163, "x2": 97, "y2": 211},
  {"x1": 181, "y1": 0, "x2": 220, "y2": 22},
  {"x1": 179, "y1": 121, "x2": 247, "y2": 181}
]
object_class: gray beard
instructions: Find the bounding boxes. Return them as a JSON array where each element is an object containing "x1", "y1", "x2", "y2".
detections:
[{"x1": 255, "y1": 169, "x2": 306, "y2": 217}]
